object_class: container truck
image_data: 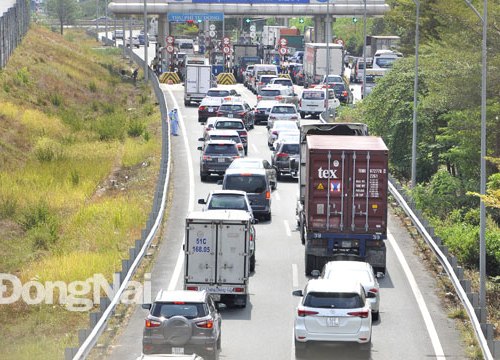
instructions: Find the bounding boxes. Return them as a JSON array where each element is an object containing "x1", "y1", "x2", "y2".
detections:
[
  {"x1": 303, "y1": 43, "x2": 344, "y2": 87},
  {"x1": 232, "y1": 44, "x2": 261, "y2": 82},
  {"x1": 184, "y1": 210, "x2": 255, "y2": 307},
  {"x1": 294, "y1": 123, "x2": 389, "y2": 276},
  {"x1": 262, "y1": 25, "x2": 286, "y2": 47},
  {"x1": 184, "y1": 64, "x2": 213, "y2": 106}
]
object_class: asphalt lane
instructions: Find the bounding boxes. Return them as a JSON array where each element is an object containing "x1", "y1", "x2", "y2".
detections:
[{"x1": 104, "y1": 76, "x2": 467, "y2": 360}]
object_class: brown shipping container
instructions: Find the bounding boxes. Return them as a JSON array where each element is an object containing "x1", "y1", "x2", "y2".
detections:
[
  {"x1": 305, "y1": 135, "x2": 388, "y2": 235},
  {"x1": 279, "y1": 28, "x2": 300, "y2": 36}
]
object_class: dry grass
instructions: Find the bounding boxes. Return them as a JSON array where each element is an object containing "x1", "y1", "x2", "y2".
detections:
[{"x1": 0, "y1": 25, "x2": 162, "y2": 359}]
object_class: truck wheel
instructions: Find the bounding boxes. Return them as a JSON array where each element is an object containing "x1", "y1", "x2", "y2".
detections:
[
  {"x1": 295, "y1": 340, "x2": 307, "y2": 358},
  {"x1": 217, "y1": 334, "x2": 221, "y2": 349},
  {"x1": 200, "y1": 173, "x2": 208, "y2": 182},
  {"x1": 299, "y1": 213, "x2": 306, "y2": 245},
  {"x1": 250, "y1": 254, "x2": 256, "y2": 272},
  {"x1": 184, "y1": 99, "x2": 190, "y2": 106},
  {"x1": 300, "y1": 112, "x2": 305, "y2": 118},
  {"x1": 305, "y1": 255, "x2": 316, "y2": 276}
]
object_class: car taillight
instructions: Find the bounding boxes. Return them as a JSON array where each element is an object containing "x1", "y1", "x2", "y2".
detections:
[
  {"x1": 272, "y1": 131, "x2": 278, "y2": 135},
  {"x1": 199, "y1": 106, "x2": 206, "y2": 111},
  {"x1": 275, "y1": 96, "x2": 283, "y2": 101},
  {"x1": 203, "y1": 155, "x2": 212, "y2": 161},
  {"x1": 297, "y1": 309, "x2": 319, "y2": 317},
  {"x1": 233, "y1": 287, "x2": 245, "y2": 292},
  {"x1": 299, "y1": 100, "x2": 302, "y2": 107},
  {"x1": 368, "y1": 288, "x2": 378, "y2": 293},
  {"x1": 238, "y1": 111, "x2": 246, "y2": 117},
  {"x1": 277, "y1": 152, "x2": 288, "y2": 158},
  {"x1": 291, "y1": 115, "x2": 298, "y2": 119},
  {"x1": 216, "y1": 111, "x2": 223, "y2": 116},
  {"x1": 196, "y1": 319, "x2": 214, "y2": 329},
  {"x1": 266, "y1": 191, "x2": 271, "y2": 200},
  {"x1": 347, "y1": 310, "x2": 370, "y2": 318},
  {"x1": 258, "y1": 82, "x2": 263, "y2": 85},
  {"x1": 186, "y1": 286, "x2": 198, "y2": 291},
  {"x1": 145, "y1": 319, "x2": 161, "y2": 328},
  {"x1": 257, "y1": 95, "x2": 263, "y2": 100},
  {"x1": 342, "y1": 90, "x2": 348, "y2": 97},
  {"x1": 232, "y1": 156, "x2": 240, "y2": 159}
]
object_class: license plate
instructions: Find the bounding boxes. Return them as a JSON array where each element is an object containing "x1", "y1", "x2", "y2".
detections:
[
  {"x1": 208, "y1": 108, "x2": 214, "y2": 112},
  {"x1": 218, "y1": 158, "x2": 225, "y2": 163},
  {"x1": 172, "y1": 347, "x2": 184, "y2": 354},
  {"x1": 211, "y1": 294, "x2": 221, "y2": 301},
  {"x1": 326, "y1": 317, "x2": 340, "y2": 327},
  {"x1": 341, "y1": 240, "x2": 351, "y2": 248},
  {"x1": 228, "y1": 114, "x2": 233, "y2": 118}
]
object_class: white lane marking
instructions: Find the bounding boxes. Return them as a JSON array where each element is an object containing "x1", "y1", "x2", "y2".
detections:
[
  {"x1": 274, "y1": 191, "x2": 281, "y2": 201},
  {"x1": 388, "y1": 230, "x2": 445, "y2": 358},
  {"x1": 167, "y1": 88, "x2": 195, "y2": 291},
  {"x1": 284, "y1": 220, "x2": 291, "y2": 237},
  {"x1": 251, "y1": 143, "x2": 259, "y2": 154},
  {"x1": 292, "y1": 263, "x2": 298, "y2": 288}
]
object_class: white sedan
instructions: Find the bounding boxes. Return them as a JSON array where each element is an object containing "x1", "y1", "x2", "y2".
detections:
[{"x1": 267, "y1": 120, "x2": 299, "y2": 148}]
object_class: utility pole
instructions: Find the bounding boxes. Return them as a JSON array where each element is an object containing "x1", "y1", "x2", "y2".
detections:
[{"x1": 411, "y1": 0, "x2": 420, "y2": 188}]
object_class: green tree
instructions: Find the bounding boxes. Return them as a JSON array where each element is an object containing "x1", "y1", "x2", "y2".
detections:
[{"x1": 46, "y1": 0, "x2": 80, "y2": 35}]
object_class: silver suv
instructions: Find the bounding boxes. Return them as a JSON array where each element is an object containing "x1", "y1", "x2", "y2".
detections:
[{"x1": 142, "y1": 290, "x2": 221, "y2": 360}]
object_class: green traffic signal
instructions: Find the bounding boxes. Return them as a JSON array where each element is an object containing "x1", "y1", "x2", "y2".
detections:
[
  {"x1": 299, "y1": 18, "x2": 304, "y2": 24},
  {"x1": 352, "y1": 17, "x2": 358, "y2": 23},
  {"x1": 245, "y1": 18, "x2": 251, "y2": 23}
]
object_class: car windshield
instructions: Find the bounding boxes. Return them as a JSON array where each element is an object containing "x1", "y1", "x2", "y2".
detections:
[
  {"x1": 219, "y1": 104, "x2": 244, "y2": 112},
  {"x1": 304, "y1": 292, "x2": 363, "y2": 309},
  {"x1": 208, "y1": 195, "x2": 248, "y2": 211},
  {"x1": 210, "y1": 135, "x2": 241, "y2": 143},
  {"x1": 375, "y1": 57, "x2": 396, "y2": 68},
  {"x1": 230, "y1": 160, "x2": 262, "y2": 169},
  {"x1": 274, "y1": 80, "x2": 292, "y2": 86},
  {"x1": 151, "y1": 302, "x2": 207, "y2": 319},
  {"x1": 261, "y1": 90, "x2": 280, "y2": 97},
  {"x1": 179, "y1": 43, "x2": 193, "y2": 50},
  {"x1": 326, "y1": 76, "x2": 343, "y2": 83},
  {"x1": 274, "y1": 122, "x2": 297, "y2": 130},
  {"x1": 280, "y1": 144, "x2": 300, "y2": 154},
  {"x1": 272, "y1": 106, "x2": 296, "y2": 114},
  {"x1": 207, "y1": 90, "x2": 230, "y2": 97},
  {"x1": 331, "y1": 83, "x2": 345, "y2": 91},
  {"x1": 326, "y1": 270, "x2": 372, "y2": 283},
  {"x1": 204, "y1": 144, "x2": 239, "y2": 155},
  {"x1": 303, "y1": 91, "x2": 324, "y2": 100},
  {"x1": 215, "y1": 121, "x2": 244, "y2": 130},
  {"x1": 225, "y1": 175, "x2": 267, "y2": 193},
  {"x1": 260, "y1": 76, "x2": 276, "y2": 84}
]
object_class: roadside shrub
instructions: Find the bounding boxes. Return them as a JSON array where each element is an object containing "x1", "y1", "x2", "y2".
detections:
[
  {"x1": 143, "y1": 131, "x2": 150, "y2": 142},
  {"x1": 93, "y1": 113, "x2": 125, "y2": 141},
  {"x1": 28, "y1": 222, "x2": 59, "y2": 251},
  {"x1": 15, "y1": 67, "x2": 30, "y2": 85},
  {"x1": 70, "y1": 169, "x2": 80, "y2": 186},
  {"x1": 0, "y1": 196, "x2": 17, "y2": 219},
  {"x1": 88, "y1": 81, "x2": 97, "y2": 93},
  {"x1": 127, "y1": 119, "x2": 145, "y2": 137},
  {"x1": 143, "y1": 103, "x2": 154, "y2": 116},
  {"x1": 34, "y1": 137, "x2": 64, "y2": 162},
  {"x1": 50, "y1": 93, "x2": 62, "y2": 107},
  {"x1": 18, "y1": 200, "x2": 52, "y2": 231}
]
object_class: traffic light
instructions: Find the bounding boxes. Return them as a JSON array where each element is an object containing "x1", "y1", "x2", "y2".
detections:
[
  {"x1": 245, "y1": 18, "x2": 251, "y2": 23},
  {"x1": 186, "y1": 19, "x2": 194, "y2": 24},
  {"x1": 197, "y1": 19, "x2": 202, "y2": 23},
  {"x1": 352, "y1": 17, "x2": 358, "y2": 23},
  {"x1": 299, "y1": 18, "x2": 304, "y2": 24}
]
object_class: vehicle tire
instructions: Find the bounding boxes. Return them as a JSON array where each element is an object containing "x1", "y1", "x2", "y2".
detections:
[
  {"x1": 250, "y1": 254, "x2": 256, "y2": 272},
  {"x1": 207, "y1": 341, "x2": 219, "y2": 360},
  {"x1": 372, "y1": 311, "x2": 379, "y2": 321},
  {"x1": 184, "y1": 99, "x2": 190, "y2": 106},
  {"x1": 265, "y1": 212, "x2": 271, "y2": 222},
  {"x1": 277, "y1": 172, "x2": 282, "y2": 181},
  {"x1": 271, "y1": 181, "x2": 277, "y2": 191},
  {"x1": 244, "y1": 148, "x2": 248, "y2": 156},
  {"x1": 299, "y1": 213, "x2": 306, "y2": 245},
  {"x1": 300, "y1": 111, "x2": 305, "y2": 118},
  {"x1": 217, "y1": 334, "x2": 221, "y2": 350},
  {"x1": 359, "y1": 336, "x2": 372, "y2": 351},
  {"x1": 294, "y1": 340, "x2": 307, "y2": 358},
  {"x1": 164, "y1": 316, "x2": 193, "y2": 346},
  {"x1": 200, "y1": 173, "x2": 208, "y2": 182},
  {"x1": 305, "y1": 254, "x2": 316, "y2": 276}
]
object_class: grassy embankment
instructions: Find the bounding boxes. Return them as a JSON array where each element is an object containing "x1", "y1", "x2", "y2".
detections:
[{"x1": 0, "y1": 26, "x2": 162, "y2": 359}]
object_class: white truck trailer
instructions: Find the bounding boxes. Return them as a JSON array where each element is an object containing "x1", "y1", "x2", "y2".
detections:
[
  {"x1": 184, "y1": 64, "x2": 213, "y2": 106},
  {"x1": 303, "y1": 43, "x2": 344, "y2": 87},
  {"x1": 184, "y1": 210, "x2": 255, "y2": 307}
]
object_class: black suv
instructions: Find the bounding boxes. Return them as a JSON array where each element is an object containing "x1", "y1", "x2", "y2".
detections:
[
  {"x1": 216, "y1": 100, "x2": 255, "y2": 130},
  {"x1": 142, "y1": 289, "x2": 221, "y2": 360},
  {"x1": 272, "y1": 140, "x2": 300, "y2": 180},
  {"x1": 198, "y1": 139, "x2": 240, "y2": 181}
]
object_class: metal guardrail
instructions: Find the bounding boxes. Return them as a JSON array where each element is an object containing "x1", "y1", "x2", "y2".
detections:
[
  {"x1": 389, "y1": 179, "x2": 496, "y2": 359},
  {"x1": 65, "y1": 49, "x2": 172, "y2": 360},
  {"x1": 0, "y1": 0, "x2": 30, "y2": 69}
]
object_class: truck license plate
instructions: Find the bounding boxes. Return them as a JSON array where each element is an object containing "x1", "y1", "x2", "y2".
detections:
[
  {"x1": 341, "y1": 240, "x2": 351, "y2": 248},
  {"x1": 326, "y1": 317, "x2": 340, "y2": 327},
  {"x1": 228, "y1": 114, "x2": 233, "y2": 118},
  {"x1": 208, "y1": 108, "x2": 214, "y2": 112},
  {"x1": 172, "y1": 347, "x2": 184, "y2": 354},
  {"x1": 211, "y1": 294, "x2": 221, "y2": 301},
  {"x1": 218, "y1": 158, "x2": 225, "y2": 163}
]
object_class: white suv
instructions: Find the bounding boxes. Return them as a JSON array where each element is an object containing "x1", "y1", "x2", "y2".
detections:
[
  {"x1": 299, "y1": 87, "x2": 339, "y2": 119},
  {"x1": 292, "y1": 279, "x2": 372, "y2": 355}
]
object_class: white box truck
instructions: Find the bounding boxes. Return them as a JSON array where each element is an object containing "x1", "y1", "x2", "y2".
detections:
[
  {"x1": 184, "y1": 210, "x2": 255, "y2": 307},
  {"x1": 303, "y1": 43, "x2": 344, "y2": 87},
  {"x1": 184, "y1": 64, "x2": 213, "y2": 106}
]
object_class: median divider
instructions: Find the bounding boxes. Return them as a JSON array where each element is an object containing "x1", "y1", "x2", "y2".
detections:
[{"x1": 159, "y1": 72, "x2": 181, "y2": 84}]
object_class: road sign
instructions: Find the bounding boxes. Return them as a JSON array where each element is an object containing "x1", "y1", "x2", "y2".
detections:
[
  {"x1": 223, "y1": 37, "x2": 230, "y2": 45},
  {"x1": 279, "y1": 38, "x2": 288, "y2": 47},
  {"x1": 279, "y1": 46, "x2": 287, "y2": 55},
  {"x1": 223, "y1": 46, "x2": 231, "y2": 54},
  {"x1": 209, "y1": 30, "x2": 216, "y2": 38},
  {"x1": 167, "y1": 12, "x2": 224, "y2": 22},
  {"x1": 249, "y1": 32, "x2": 256, "y2": 39},
  {"x1": 166, "y1": 45, "x2": 174, "y2": 53},
  {"x1": 166, "y1": 36, "x2": 174, "y2": 44},
  {"x1": 209, "y1": 24, "x2": 216, "y2": 31},
  {"x1": 335, "y1": 38, "x2": 345, "y2": 47},
  {"x1": 249, "y1": 25, "x2": 256, "y2": 32}
]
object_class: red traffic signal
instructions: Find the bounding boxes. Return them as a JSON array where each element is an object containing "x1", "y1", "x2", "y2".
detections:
[{"x1": 186, "y1": 20, "x2": 194, "y2": 24}]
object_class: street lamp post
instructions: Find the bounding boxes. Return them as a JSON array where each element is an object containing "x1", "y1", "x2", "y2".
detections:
[
  {"x1": 411, "y1": 0, "x2": 420, "y2": 188},
  {"x1": 362, "y1": 0, "x2": 367, "y2": 99},
  {"x1": 325, "y1": 0, "x2": 330, "y2": 120},
  {"x1": 143, "y1": 0, "x2": 148, "y2": 82}
]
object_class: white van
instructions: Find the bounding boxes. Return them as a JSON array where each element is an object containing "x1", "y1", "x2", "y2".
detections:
[
  {"x1": 372, "y1": 49, "x2": 402, "y2": 70},
  {"x1": 299, "y1": 87, "x2": 338, "y2": 119},
  {"x1": 250, "y1": 64, "x2": 278, "y2": 93}
]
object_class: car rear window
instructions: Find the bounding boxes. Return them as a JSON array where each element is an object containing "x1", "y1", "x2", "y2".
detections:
[
  {"x1": 151, "y1": 302, "x2": 207, "y2": 319},
  {"x1": 260, "y1": 76, "x2": 276, "y2": 84},
  {"x1": 281, "y1": 144, "x2": 299, "y2": 154},
  {"x1": 210, "y1": 135, "x2": 241, "y2": 144},
  {"x1": 272, "y1": 106, "x2": 296, "y2": 114},
  {"x1": 215, "y1": 121, "x2": 244, "y2": 130},
  {"x1": 207, "y1": 90, "x2": 230, "y2": 97},
  {"x1": 331, "y1": 83, "x2": 345, "y2": 91},
  {"x1": 225, "y1": 175, "x2": 267, "y2": 194},
  {"x1": 205, "y1": 144, "x2": 239, "y2": 155},
  {"x1": 208, "y1": 195, "x2": 248, "y2": 210},
  {"x1": 219, "y1": 104, "x2": 244, "y2": 112},
  {"x1": 261, "y1": 90, "x2": 280, "y2": 97},
  {"x1": 302, "y1": 91, "x2": 325, "y2": 100},
  {"x1": 304, "y1": 292, "x2": 364, "y2": 309}
]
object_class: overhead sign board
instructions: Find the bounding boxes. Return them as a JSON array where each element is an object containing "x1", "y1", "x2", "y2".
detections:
[
  {"x1": 191, "y1": 0, "x2": 308, "y2": 3},
  {"x1": 167, "y1": 12, "x2": 224, "y2": 22}
]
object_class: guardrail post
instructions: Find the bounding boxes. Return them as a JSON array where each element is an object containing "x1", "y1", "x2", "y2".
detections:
[
  {"x1": 481, "y1": 324, "x2": 494, "y2": 341},
  {"x1": 78, "y1": 328, "x2": 89, "y2": 346},
  {"x1": 475, "y1": 307, "x2": 487, "y2": 323},
  {"x1": 467, "y1": 292, "x2": 479, "y2": 307},
  {"x1": 494, "y1": 340, "x2": 500, "y2": 358},
  {"x1": 460, "y1": 279, "x2": 471, "y2": 293},
  {"x1": 141, "y1": 229, "x2": 148, "y2": 240},
  {"x1": 136, "y1": 239, "x2": 144, "y2": 251},
  {"x1": 129, "y1": 247, "x2": 137, "y2": 261},
  {"x1": 65, "y1": 347, "x2": 77, "y2": 360},
  {"x1": 90, "y1": 312, "x2": 101, "y2": 328},
  {"x1": 454, "y1": 265, "x2": 464, "y2": 281},
  {"x1": 439, "y1": 245, "x2": 449, "y2": 257}
]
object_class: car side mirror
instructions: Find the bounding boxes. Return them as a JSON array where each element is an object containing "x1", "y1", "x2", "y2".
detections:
[
  {"x1": 197, "y1": 146, "x2": 203, "y2": 151},
  {"x1": 217, "y1": 180, "x2": 223, "y2": 185},
  {"x1": 292, "y1": 290, "x2": 303, "y2": 297},
  {"x1": 198, "y1": 199, "x2": 206, "y2": 204},
  {"x1": 216, "y1": 302, "x2": 227, "y2": 310},
  {"x1": 198, "y1": 137, "x2": 204, "y2": 141},
  {"x1": 251, "y1": 218, "x2": 259, "y2": 224},
  {"x1": 141, "y1": 303, "x2": 152, "y2": 310},
  {"x1": 366, "y1": 291, "x2": 377, "y2": 299}
]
